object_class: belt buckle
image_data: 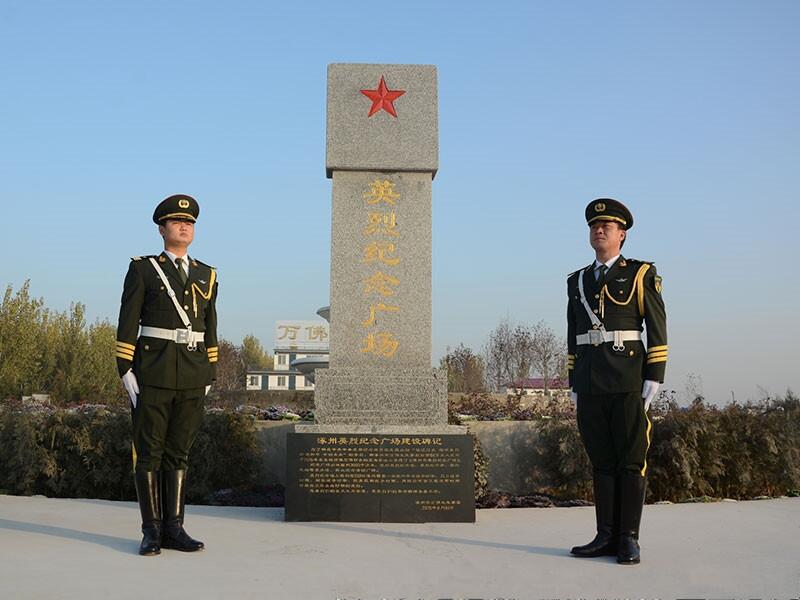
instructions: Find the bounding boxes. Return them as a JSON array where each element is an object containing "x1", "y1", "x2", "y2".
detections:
[
  {"x1": 176, "y1": 329, "x2": 190, "y2": 345},
  {"x1": 588, "y1": 330, "x2": 604, "y2": 346}
]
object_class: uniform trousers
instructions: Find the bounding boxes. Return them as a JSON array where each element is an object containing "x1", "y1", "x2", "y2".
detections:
[
  {"x1": 132, "y1": 385, "x2": 204, "y2": 472},
  {"x1": 576, "y1": 391, "x2": 651, "y2": 476}
]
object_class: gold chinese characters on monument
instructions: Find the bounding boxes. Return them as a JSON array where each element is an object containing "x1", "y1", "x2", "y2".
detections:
[{"x1": 360, "y1": 179, "x2": 401, "y2": 358}]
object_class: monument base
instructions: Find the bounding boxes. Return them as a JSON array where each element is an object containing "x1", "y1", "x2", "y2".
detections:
[
  {"x1": 311, "y1": 367, "x2": 449, "y2": 426},
  {"x1": 285, "y1": 431, "x2": 475, "y2": 523}
]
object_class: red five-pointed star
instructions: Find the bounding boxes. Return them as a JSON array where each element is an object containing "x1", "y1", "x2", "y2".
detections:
[{"x1": 360, "y1": 76, "x2": 406, "y2": 118}]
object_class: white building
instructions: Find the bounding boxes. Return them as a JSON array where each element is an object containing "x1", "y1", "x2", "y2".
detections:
[{"x1": 246, "y1": 320, "x2": 329, "y2": 391}]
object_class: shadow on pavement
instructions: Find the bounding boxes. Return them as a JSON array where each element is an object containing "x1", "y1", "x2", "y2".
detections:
[
  {"x1": 0, "y1": 518, "x2": 136, "y2": 555},
  {"x1": 296, "y1": 522, "x2": 570, "y2": 557}
]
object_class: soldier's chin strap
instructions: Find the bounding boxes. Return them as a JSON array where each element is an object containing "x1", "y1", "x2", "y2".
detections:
[
  {"x1": 148, "y1": 257, "x2": 197, "y2": 350},
  {"x1": 577, "y1": 266, "x2": 606, "y2": 332}
]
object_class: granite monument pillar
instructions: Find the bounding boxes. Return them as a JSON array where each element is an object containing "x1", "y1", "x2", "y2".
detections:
[{"x1": 286, "y1": 64, "x2": 474, "y2": 522}]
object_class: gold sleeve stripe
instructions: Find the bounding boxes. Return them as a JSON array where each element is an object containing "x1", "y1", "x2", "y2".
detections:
[
  {"x1": 207, "y1": 346, "x2": 218, "y2": 352},
  {"x1": 208, "y1": 356, "x2": 218, "y2": 363},
  {"x1": 647, "y1": 345, "x2": 668, "y2": 353},
  {"x1": 635, "y1": 263, "x2": 651, "y2": 315},
  {"x1": 647, "y1": 356, "x2": 668, "y2": 364},
  {"x1": 648, "y1": 351, "x2": 668, "y2": 359},
  {"x1": 116, "y1": 341, "x2": 136, "y2": 351},
  {"x1": 115, "y1": 351, "x2": 134, "y2": 361}
]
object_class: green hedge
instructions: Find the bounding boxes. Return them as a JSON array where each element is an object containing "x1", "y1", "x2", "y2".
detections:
[
  {"x1": 0, "y1": 405, "x2": 263, "y2": 504},
  {"x1": 2, "y1": 394, "x2": 798, "y2": 504},
  {"x1": 519, "y1": 394, "x2": 800, "y2": 503}
]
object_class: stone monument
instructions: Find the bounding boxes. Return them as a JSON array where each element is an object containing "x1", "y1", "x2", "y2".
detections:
[{"x1": 285, "y1": 64, "x2": 474, "y2": 522}]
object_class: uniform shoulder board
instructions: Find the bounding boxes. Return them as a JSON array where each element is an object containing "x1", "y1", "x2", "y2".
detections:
[
  {"x1": 131, "y1": 254, "x2": 156, "y2": 262},
  {"x1": 626, "y1": 258, "x2": 654, "y2": 266},
  {"x1": 568, "y1": 262, "x2": 593, "y2": 279},
  {"x1": 192, "y1": 258, "x2": 215, "y2": 270}
]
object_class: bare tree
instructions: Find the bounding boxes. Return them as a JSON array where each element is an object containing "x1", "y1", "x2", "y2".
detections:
[
  {"x1": 213, "y1": 339, "x2": 246, "y2": 391},
  {"x1": 484, "y1": 318, "x2": 534, "y2": 393},
  {"x1": 529, "y1": 320, "x2": 567, "y2": 395},
  {"x1": 440, "y1": 343, "x2": 485, "y2": 393}
]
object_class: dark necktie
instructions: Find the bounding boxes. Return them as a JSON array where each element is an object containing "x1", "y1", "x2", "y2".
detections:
[
  {"x1": 175, "y1": 258, "x2": 188, "y2": 285},
  {"x1": 596, "y1": 264, "x2": 608, "y2": 283}
]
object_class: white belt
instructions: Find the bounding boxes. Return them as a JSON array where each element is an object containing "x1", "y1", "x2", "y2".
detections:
[
  {"x1": 140, "y1": 326, "x2": 205, "y2": 347},
  {"x1": 576, "y1": 329, "x2": 641, "y2": 350}
]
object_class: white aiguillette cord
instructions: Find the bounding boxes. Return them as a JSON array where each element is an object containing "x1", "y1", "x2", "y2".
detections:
[
  {"x1": 147, "y1": 257, "x2": 193, "y2": 331},
  {"x1": 577, "y1": 266, "x2": 606, "y2": 332}
]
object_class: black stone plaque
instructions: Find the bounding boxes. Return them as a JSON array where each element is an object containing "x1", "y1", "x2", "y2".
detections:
[{"x1": 285, "y1": 433, "x2": 475, "y2": 522}]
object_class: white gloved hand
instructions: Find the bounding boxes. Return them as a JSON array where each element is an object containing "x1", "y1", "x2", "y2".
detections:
[
  {"x1": 122, "y1": 369, "x2": 140, "y2": 408},
  {"x1": 642, "y1": 380, "x2": 660, "y2": 412},
  {"x1": 205, "y1": 385, "x2": 211, "y2": 396},
  {"x1": 570, "y1": 391, "x2": 578, "y2": 405}
]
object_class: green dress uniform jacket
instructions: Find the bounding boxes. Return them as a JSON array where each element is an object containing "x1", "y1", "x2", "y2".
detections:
[
  {"x1": 115, "y1": 252, "x2": 218, "y2": 390},
  {"x1": 567, "y1": 256, "x2": 667, "y2": 395}
]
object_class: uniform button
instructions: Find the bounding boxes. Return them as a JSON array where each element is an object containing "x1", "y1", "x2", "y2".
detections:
[
  {"x1": 619, "y1": 290, "x2": 624, "y2": 294},
  {"x1": 629, "y1": 350, "x2": 634, "y2": 356},
  {"x1": 185, "y1": 290, "x2": 189, "y2": 295},
  {"x1": 144, "y1": 345, "x2": 150, "y2": 350},
  {"x1": 160, "y1": 286, "x2": 165, "y2": 290},
  {"x1": 593, "y1": 309, "x2": 598, "y2": 314},
  {"x1": 184, "y1": 305, "x2": 189, "y2": 310},
  {"x1": 594, "y1": 294, "x2": 599, "y2": 299}
]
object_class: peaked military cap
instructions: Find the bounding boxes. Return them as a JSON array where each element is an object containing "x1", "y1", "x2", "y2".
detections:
[
  {"x1": 152, "y1": 194, "x2": 200, "y2": 224},
  {"x1": 585, "y1": 198, "x2": 634, "y2": 230}
]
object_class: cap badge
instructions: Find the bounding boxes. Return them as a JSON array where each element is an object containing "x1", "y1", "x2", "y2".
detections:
[
  {"x1": 595, "y1": 202, "x2": 606, "y2": 212},
  {"x1": 178, "y1": 199, "x2": 190, "y2": 209}
]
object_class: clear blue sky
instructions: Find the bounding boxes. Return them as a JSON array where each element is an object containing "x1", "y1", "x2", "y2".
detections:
[{"x1": 2, "y1": 1, "x2": 798, "y2": 403}]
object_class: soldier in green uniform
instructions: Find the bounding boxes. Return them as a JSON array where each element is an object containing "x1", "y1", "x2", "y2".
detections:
[
  {"x1": 566, "y1": 198, "x2": 667, "y2": 565},
  {"x1": 115, "y1": 194, "x2": 219, "y2": 556}
]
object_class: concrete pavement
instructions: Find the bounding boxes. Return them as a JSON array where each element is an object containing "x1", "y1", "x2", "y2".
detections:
[{"x1": 1, "y1": 494, "x2": 798, "y2": 599}]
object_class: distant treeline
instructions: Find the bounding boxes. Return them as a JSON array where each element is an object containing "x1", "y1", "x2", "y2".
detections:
[
  {"x1": 0, "y1": 281, "x2": 123, "y2": 403},
  {"x1": 0, "y1": 282, "x2": 273, "y2": 403}
]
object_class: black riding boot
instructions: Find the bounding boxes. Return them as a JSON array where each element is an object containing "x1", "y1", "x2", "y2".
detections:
[
  {"x1": 161, "y1": 469, "x2": 204, "y2": 552},
  {"x1": 134, "y1": 470, "x2": 162, "y2": 556},
  {"x1": 571, "y1": 472, "x2": 617, "y2": 557},
  {"x1": 617, "y1": 471, "x2": 647, "y2": 565}
]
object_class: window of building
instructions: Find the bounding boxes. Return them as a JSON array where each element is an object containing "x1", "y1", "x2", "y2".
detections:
[
  {"x1": 277, "y1": 376, "x2": 287, "y2": 387},
  {"x1": 277, "y1": 355, "x2": 287, "y2": 365},
  {"x1": 247, "y1": 375, "x2": 260, "y2": 387}
]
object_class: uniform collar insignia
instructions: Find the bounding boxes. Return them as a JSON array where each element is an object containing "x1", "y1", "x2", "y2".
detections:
[
  {"x1": 199, "y1": 279, "x2": 207, "y2": 284},
  {"x1": 615, "y1": 277, "x2": 628, "y2": 282}
]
